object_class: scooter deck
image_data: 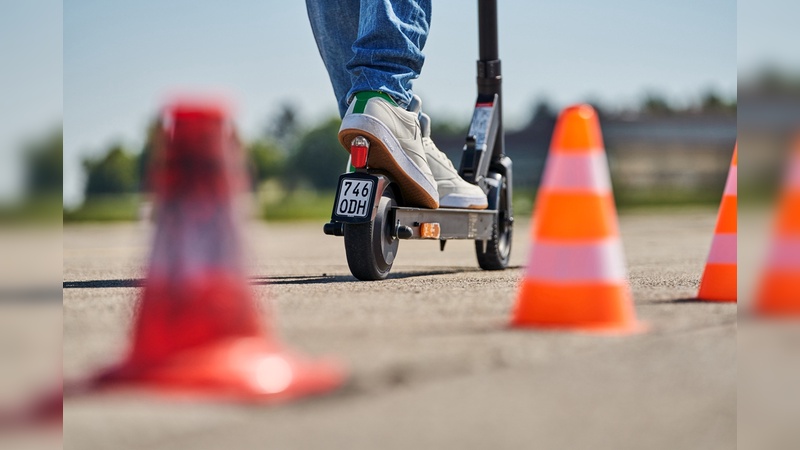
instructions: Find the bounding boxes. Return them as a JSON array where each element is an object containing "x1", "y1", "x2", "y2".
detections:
[{"x1": 393, "y1": 206, "x2": 496, "y2": 240}]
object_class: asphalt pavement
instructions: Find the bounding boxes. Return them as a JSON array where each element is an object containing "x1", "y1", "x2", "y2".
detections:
[{"x1": 63, "y1": 209, "x2": 737, "y2": 450}]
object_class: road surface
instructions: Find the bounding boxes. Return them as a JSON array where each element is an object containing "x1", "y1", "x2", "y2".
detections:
[{"x1": 63, "y1": 209, "x2": 737, "y2": 450}]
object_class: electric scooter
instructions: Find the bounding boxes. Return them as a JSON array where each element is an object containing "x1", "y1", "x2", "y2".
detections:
[{"x1": 323, "y1": 0, "x2": 513, "y2": 281}]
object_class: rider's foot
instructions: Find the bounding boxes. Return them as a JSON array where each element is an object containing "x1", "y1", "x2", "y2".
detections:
[
  {"x1": 338, "y1": 91, "x2": 439, "y2": 209},
  {"x1": 419, "y1": 112, "x2": 489, "y2": 210}
]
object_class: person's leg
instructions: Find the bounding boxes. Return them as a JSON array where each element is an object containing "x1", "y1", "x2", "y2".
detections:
[
  {"x1": 308, "y1": 1, "x2": 482, "y2": 209},
  {"x1": 347, "y1": 0, "x2": 431, "y2": 109},
  {"x1": 334, "y1": 1, "x2": 442, "y2": 208},
  {"x1": 306, "y1": 0, "x2": 360, "y2": 117}
]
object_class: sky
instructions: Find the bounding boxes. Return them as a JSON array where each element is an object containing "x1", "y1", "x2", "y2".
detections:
[
  {"x1": 738, "y1": 0, "x2": 800, "y2": 75},
  {"x1": 56, "y1": 1, "x2": 734, "y2": 205},
  {"x1": 0, "y1": 0, "x2": 62, "y2": 201}
]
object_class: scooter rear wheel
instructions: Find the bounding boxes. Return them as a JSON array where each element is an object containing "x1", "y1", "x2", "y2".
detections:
[{"x1": 344, "y1": 186, "x2": 399, "y2": 280}]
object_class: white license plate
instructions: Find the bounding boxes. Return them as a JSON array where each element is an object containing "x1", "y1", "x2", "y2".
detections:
[{"x1": 335, "y1": 178, "x2": 375, "y2": 218}]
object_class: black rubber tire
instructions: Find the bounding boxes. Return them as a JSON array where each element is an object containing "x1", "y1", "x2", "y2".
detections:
[
  {"x1": 476, "y1": 177, "x2": 512, "y2": 270},
  {"x1": 344, "y1": 189, "x2": 399, "y2": 280}
]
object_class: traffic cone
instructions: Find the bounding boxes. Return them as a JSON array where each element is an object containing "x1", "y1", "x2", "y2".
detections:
[
  {"x1": 754, "y1": 140, "x2": 800, "y2": 315},
  {"x1": 92, "y1": 100, "x2": 344, "y2": 401},
  {"x1": 511, "y1": 104, "x2": 643, "y2": 333},
  {"x1": 0, "y1": 383, "x2": 62, "y2": 428},
  {"x1": 696, "y1": 146, "x2": 737, "y2": 302}
]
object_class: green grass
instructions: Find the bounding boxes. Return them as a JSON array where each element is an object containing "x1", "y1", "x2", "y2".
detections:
[
  {"x1": 63, "y1": 186, "x2": 725, "y2": 223},
  {"x1": 0, "y1": 196, "x2": 63, "y2": 224},
  {"x1": 261, "y1": 190, "x2": 335, "y2": 221},
  {"x1": 63, "y1": 195, "x2": 142, "y2": 222},
  {"x1": 614, "y1": 187, "x2": 721, "y2": 210},
  {"x1": 62, "y1": 190, "x2": 337, "y2": 223}
]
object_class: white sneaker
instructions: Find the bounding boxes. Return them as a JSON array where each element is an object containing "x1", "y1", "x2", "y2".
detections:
[
  {"x1": 419, "y1": 112, "x2": 488, "y2": 210},
  {"x1": 338, "y1": 91, "x2": 439, "y2": 209}
]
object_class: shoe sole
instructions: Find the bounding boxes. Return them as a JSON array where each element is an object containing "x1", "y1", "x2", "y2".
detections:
[
  {"x1": 339, "y1": 114, "x2": 439, "y2": 209},
  {"x1": 439, "y1": 194, "x2": 489, "y2": 210}
]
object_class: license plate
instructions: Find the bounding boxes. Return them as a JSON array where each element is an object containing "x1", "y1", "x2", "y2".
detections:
[{"x1": 334, "y1": 177, "x2": 375, "y2": 219}]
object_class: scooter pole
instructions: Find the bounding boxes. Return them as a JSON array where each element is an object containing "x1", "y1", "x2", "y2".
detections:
[{"x1": 477, "y1": 0, "x2": 504, "y2": 161}]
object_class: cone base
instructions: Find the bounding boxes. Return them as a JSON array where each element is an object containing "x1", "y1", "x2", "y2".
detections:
[
  {"x1": 30, "y1": 390, "x2": 63, "y2": 423},
  {"x1": 93, "y1": 337, "x2": 345, "y2": 403},
  {"x1": 1, "y1": 388, "x2": 63, "y2": 427},
  {"x1": 754, "y1": 308, "x2": 800, "y2": 318},
  {"x1": 511, "y1": 281, "x2": 646, "y2": 335},
  {"x1": 696, "y1": 297, "x2": 737, "y2": 303},
  {"x1": 696, "y1": 264, "x2": 737, "y2": 303},
  {"x1": 754, "y1": 272, "x2": 800, "y2": 316},
  {"x1": 510, "y1": 318, "x2": 648, "y2": 335}
]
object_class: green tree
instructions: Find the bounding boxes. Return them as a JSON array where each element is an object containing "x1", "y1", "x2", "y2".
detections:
[
  {"x1": 641, "y1": 93, "x2": 673, "y2": 116},
  {"x1": 136, "y1": 117, "x2": 161, "y2": 192},
  {"x1": 430, "y1": 117, "x2": 467, "y2": 138},
  {"x1": 286, "y1": 117, "x2": 347, "y2": 190},
  {"x1": 265, "y1": 103, "x2": 301, "y2": 148},
  {"x1": 699, "y1": 90, "x2": 736, "y2": 114},
  {"x1": 83, "y1": 145, "x2": 139, "y2": 196},
  {"x1": 248, "y1": 138, "x2": 286, "y2": 183},
  {"x1": 24, "y1": 127, "x2": 63, "y2": 197}
]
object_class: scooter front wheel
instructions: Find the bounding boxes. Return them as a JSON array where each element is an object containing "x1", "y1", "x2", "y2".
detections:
[
  {"x1": 476, "y1": 174, "x2": 512, "y2": 270},
  {"x1": 343, "y1": 186, "x2": 398, "y2": 281}
]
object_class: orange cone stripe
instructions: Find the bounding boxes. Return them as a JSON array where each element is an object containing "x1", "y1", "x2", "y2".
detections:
[
  {"x1": 775, "y1": 193, "x2": 800, "y2": 235},
  {"x1": 774, "y1": 147, "x2": 800, "y2": 234},
  {"x1": 705, "y1": 233, "x2": 737, "y2": 264},
  {"x1": 525, "y1": 238, "x2": 627, "y2": 282},
  {"x1": 533, "y1": 192, "x2": 619, "y2": 240},
  {"x1": 697, "y1": 264, "x2": 737, "y2": 301},
  {"x1": 513, "y1": 281, "x2": 635, "y2": 328},
  {"x1": 540, "y1": 152, "x2": 611, "y2": 192},
  {"x1": 549, "y1": 105, "x2": 605, "y2": 153},
  {"x1": 714, "y1": 195, "x2": 737, "y2": 234},
  {"x1": 756, "y1": 272, "x2": 800, "y2": 314}
]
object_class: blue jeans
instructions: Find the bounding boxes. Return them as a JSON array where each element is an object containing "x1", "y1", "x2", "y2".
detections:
[{"x1": 306, "y1": 0, "x2": 431, "y2": 117}]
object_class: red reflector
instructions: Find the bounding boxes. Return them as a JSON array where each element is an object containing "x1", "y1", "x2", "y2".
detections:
[{"x1": 351, "y1": 145, "x2": 369, "y2": 169}]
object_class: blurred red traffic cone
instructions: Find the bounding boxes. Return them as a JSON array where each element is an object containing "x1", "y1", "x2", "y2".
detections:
[
  {"x1": 0, "y1": 384, "x2": 62, "y2": 429},
  {"x1": 754, "y1": 140, "x2": 800, "y2": 315},
  {"x1": 93, "y1": 100, "x2": 344, "y2": 401},
  {"x1": 696, "y1": 146, "x2": 737, "y2": 302},
  {"x1": 511, "y1": 104, "x2": 644, "y2": 333}
]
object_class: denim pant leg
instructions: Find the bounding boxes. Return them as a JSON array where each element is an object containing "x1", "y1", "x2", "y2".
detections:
[
  {"x1": 347, "y1": 0, "x2": 431, "y2": 109},
  {"x1": 307, "y1": 0, "x2": 431, "y2": 115},
  {"x1": 306, "y1": 0, "x2": 360, "y2": 117}
]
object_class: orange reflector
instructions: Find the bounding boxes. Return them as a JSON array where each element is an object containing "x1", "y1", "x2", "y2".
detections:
[{"x1": 419, "y1": 223, "x2": 441, "y2": 239}]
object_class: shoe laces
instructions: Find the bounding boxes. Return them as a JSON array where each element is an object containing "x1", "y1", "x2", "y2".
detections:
[{"x1": 424, "y1": 137, "x2": 457, "y2": 172}]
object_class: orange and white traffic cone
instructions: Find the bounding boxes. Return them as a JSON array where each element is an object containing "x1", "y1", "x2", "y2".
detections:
[
  {"x1": 92, "y1": 100, "x2": 344, "y2": 401},
  {"x1": 754, "y1": 140, "x2": 800, "y2": 315},
  {"x1": 697, "y1": 146, "x2": 737, "y2": 302},
  {"x1": 511, "y1": 104, "x2": 644, "y2": 333}
]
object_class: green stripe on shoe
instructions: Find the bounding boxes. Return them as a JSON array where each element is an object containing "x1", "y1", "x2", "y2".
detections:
[{"x1": 352, "y1": 91, "x2": 397, "y2": 114}]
